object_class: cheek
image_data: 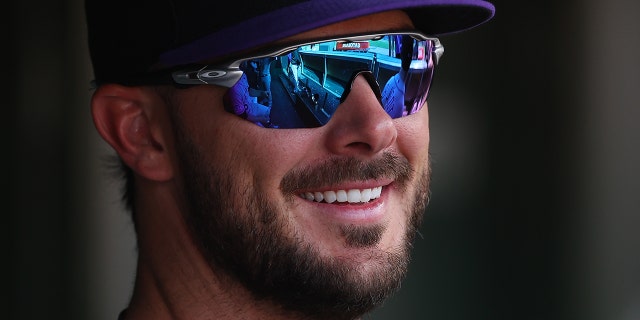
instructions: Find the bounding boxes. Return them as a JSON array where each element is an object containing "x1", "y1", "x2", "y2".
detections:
[
  {"x1": 205, "y1": 120, "x2": 318, "y2": 193},
  {"x1": 396, "y1": 106, "x2": 430, "y2": 167},
  {"x1": 248, "y1": 129, "x2": 319, "y2": 188}
]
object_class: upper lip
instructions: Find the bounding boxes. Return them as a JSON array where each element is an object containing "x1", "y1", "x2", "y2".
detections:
[{"x1": 296, "y1": 179, "x2": 393, "y2": 194}]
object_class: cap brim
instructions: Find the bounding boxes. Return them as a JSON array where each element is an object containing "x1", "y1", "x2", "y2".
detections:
[{"x1": 158, "y1": 0, "x2": 495, "y2": 67}]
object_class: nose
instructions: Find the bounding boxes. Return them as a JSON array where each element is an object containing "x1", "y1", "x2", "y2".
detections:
[{"x1": 323, "y1": 73, "x2": 397, "y2": 156}]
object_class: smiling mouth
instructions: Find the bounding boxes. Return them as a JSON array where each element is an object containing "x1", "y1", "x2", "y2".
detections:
[{"x1": 300, "y1": 186, "x2": 383, "y2": 204}]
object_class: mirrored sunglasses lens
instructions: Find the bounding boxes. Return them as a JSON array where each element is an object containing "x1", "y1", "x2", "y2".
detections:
[{"x1": 223, "y1": 35, "x2": 434, "y2": 129}]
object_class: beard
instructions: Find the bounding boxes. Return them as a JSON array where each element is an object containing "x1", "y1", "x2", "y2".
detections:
[{"x1": 174, "y1": 124, "x2": 430, "y2": 320}]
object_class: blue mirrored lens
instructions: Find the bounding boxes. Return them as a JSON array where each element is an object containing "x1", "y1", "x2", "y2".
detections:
[{"x1": 223, "y1": 35, "x2": 435, "y2": 129}]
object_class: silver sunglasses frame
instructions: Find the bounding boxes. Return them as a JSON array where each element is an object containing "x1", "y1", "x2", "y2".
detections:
[{"x1": 171, "y1": 31, "x2": 443, "y2": 88}]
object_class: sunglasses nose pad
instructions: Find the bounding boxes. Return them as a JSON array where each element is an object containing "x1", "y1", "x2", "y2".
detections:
[{"x1": 339, "y1": 70, "x2": 382, "y2": 104}]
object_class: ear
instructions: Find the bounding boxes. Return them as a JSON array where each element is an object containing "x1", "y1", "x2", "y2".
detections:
[{"x1": 91, "y1": 84, "x2": 173, "y2": 181}]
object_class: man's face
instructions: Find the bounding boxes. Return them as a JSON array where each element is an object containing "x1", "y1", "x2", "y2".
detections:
[{"x1": 170, "y1": 11, "x2": 431, "y2": 319}]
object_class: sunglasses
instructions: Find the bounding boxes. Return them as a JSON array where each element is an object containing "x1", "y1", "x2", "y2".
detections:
[{"x1": 172, "y1": 32, "x2": 443, "y2": 129}]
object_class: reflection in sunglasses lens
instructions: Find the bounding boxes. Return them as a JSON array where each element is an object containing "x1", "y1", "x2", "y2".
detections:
[{"x1": 223, "y1": 35, "x2": 436, "y2": 129}]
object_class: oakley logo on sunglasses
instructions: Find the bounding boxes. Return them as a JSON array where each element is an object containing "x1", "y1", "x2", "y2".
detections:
[{"x1": 172, "y1": 32, "x2": 443, "y2": 129}]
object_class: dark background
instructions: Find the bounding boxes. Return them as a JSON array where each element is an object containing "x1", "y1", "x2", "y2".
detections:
[{"x1": 7, "y1": 1, "x2": 640, "y2": 319}]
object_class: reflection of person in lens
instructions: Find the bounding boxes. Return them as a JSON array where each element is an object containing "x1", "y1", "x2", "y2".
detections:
[
  {"x1": 256, "y1": 57, "x2": 275, "y2": 107},
  {"x1": 381, "y1": 35, "x2": 415, "y2": 118},
  {"x1": 224, "y1": 62, "x2": 273, "y2": 127},
  {"x1": 289, "y1": 48, "x2": 302, "y2": 92},
  {"x1": 245, "y1": 58, "x2": 275, "y2": 107}
]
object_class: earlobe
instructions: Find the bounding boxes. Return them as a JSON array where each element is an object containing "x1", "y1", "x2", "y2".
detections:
[{"x1": 91, "y1": 84, "x2": 173, "y2": 181}]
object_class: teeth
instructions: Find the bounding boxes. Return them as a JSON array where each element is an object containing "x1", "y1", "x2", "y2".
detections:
[
  {"x1": 336, "y1": 190, "x2": 348, "y2": 202},
  {"x1": 347, "y1": 189, "x2": 360, "y2": 203},
  {"x1": 361, "y1": 188, "x2": 372, "y2": 202},
  {"x1": 302, "y1": 186, "x2": 383, "y2": 204},
  {"x1": 324, "y1": 191, "x2": 337, "y2": 203}
]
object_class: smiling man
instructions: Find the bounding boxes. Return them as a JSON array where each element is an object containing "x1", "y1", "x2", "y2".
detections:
[{"x1": 84, "y1": 1, "x2": 494, "y2": 319}]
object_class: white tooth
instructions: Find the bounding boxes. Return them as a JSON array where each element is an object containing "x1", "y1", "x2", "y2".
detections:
[
  {"x1": 324, "y1": 191, "x2": 337, "y2": 203},
  {"x1": 305, "y1": 192, "x2": 314, "y2": 201},
  {"x1": 347, "y1": 189, "x2": 361, "y2": 203},
  {"x1": 336, "y1": 190, "x2": 348, "y2": 202},
  {"x1": 361, "y1": 188, "x2": 372, "y2": 202},
  {"x1": 313, "y1": 192, "x2": 324, "y2": 202},
  {"x1": 372, "y1": 186, "x2": 382, "y2": 199}
]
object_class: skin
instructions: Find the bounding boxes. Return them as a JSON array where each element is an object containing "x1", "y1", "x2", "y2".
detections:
[{"x1": 91, "y1": 10, "x2": 431, "y2": 320}]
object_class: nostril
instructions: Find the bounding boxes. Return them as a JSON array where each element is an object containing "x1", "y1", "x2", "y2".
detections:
[{"x1": 345, "y1": 141, "x2": 374, "y2": 153}]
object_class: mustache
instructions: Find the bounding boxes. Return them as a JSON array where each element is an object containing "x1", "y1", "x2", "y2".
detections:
[{"x1": 280, "y1": 152, "x2": 414, "y2": 194}]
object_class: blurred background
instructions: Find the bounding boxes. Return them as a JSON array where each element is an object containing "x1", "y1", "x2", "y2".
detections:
[{"x1": 6, "y1": 0, "x2": 639, "y2": 319}]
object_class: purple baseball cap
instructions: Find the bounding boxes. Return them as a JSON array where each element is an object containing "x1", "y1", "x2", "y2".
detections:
[{"x1": 86, "y1": 0, "x2": 495, "y2": 84}]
